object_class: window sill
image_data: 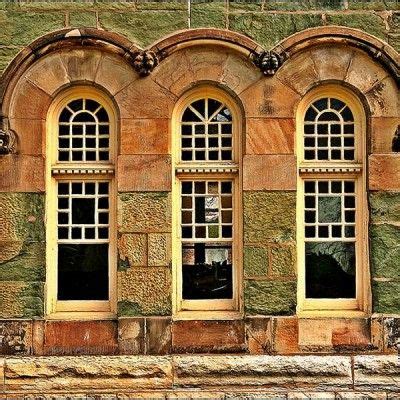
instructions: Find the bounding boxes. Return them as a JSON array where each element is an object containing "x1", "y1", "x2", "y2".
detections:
[
  {"x1": 173, "y1": 310, "x2": 242, "y2": 321},
  {"x1": 297, "y1": 310, "x2": 367, "y2": 318},
  {"x1": 46, "y1": 311, "x2": 117, "y2": 321}
]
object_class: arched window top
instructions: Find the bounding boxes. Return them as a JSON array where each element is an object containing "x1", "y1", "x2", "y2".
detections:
[{"x1": 175, "y1": 86, "x2": 241, "y2": 165}]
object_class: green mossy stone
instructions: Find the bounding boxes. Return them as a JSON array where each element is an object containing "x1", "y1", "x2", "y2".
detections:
[
  {"x1": 21, "y1": 281, "x2": 44, "y2": 317},
  {"x1": 191, "y1": 2, "x2": 226, "y2": 29},
  {"x1": 270, "y1": 245, "x2": 296, "y2": 277},
  {"x1": 243, "y1": 191, "x2": 296, "y2": 243},
  {"x1": 0, "y1": 11, "x2": 65, "y2": 47},
  {"x1": 264, "y1": 0, "x2": 343, "y2": 11},
  {"x1": 229, "y1": 12, "x2": 322, "y2": 48},
  {"x1": 370, "y1": 224, "x2": 400, "y2": 280},
  {"x1": 348, "y1": 0, "x2": 399, "y2": 10},
  {"x1": 99, "y1": 11, "x2": 187, "y2": 47},
  {"x1": 69, "y1": 11, "x2": 97, "y2": 27},
  {"x1": 0, "y1": 46, "x2": 21, "y2": 75},
  {"x1": 373, "y1": 280, "x2": 400, "y2": 313},
  {"x1": 369, "y1": 192, "x2": 400, "y2": 223},
  {"x1": 325, "y1": 13, "x2": 387, "y2": 41},
  {"x1": 117, "y1": 300, "x2": 143, "y2": 317},
  {"x1": 244, "y1": 246, "x2": 269, "y2": 277},
  {"x1": 245, "y1": 279, "x2": 297, "y2": 315},
  {"x1": 229, "y1": 0, "x2": 262, "y2": 12},
  {"x1": 136, "y1": 0, "x2": 187, "y2": 10}
]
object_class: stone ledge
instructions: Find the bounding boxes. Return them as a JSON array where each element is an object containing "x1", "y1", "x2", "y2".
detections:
[{"x1": 0, "y1": 355, "x2": 399, "y2": 394}]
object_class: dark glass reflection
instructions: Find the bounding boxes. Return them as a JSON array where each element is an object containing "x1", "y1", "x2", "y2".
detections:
[
  {"x1": 182, "y1": 243, "x2": 233, "y2": 300},
  {"x1": 305, "y1": 242, "x2": 355, "y2": 298},
  {"x1": 58, "y1": 243, "x2": 108, "y2": 300}
]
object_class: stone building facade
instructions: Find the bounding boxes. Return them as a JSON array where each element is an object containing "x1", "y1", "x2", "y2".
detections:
[{"x1": 0, "y1": 0, "x2": 399, "y2": 397}]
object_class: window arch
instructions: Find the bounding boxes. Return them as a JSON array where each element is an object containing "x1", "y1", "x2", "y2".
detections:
[
  {"x1": 46, "y1": 87, "x2": 117, "y2": 317},
  {"x1": 296, "y1": 85, "x2": 368, "y2": 315},
  {"x1": 172, "y1": 86, "x2": 242, "y2": 317}
]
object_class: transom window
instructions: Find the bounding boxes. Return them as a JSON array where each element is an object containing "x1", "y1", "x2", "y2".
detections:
[
  {"x1": 297, "y1": 86, "x2": 367, "y2": 314},
  {"x1": 173, "y1": 87, "x2": 241, "y2": 315}
]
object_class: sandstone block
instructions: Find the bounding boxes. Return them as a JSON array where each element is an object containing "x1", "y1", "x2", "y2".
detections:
[
  {"x1": 118, "y1": 318, "x2": 145, "y2": 355},
  {"x1": 0, "y1": 155, "x2": 44, "y2": 192},
  {"x1": 8, "y1": 118, "x2": 44, "y2": 156},
  {"x1": 243, "y1": 191, "x2": 296, "y2": 243},
  {"x1": 118, "y1": 155, "x2": 172, "y2": 192},
  {"x1": 146, "y1": 317, "x2": 172, "y2": 355},
  {"x1": 272, "y1": 316, "x2": 299, "y2": 354},
  {"x1": 270, "y1": 244, "x2": 296, "y2": 277},
  {"x1": 148, "y1": 233, "x2": 171, "y2": 267},
  {"x1": 118, "y1": 192, "x2": 171, "y2": 234},
  {"x1": 117, "y1": 267, "x2": 172, "y2": 316},
  {"x1": 353, "y1": 355, "x2": 400, "y2": 391},
  {"x1": 244, "y1": 280, "x2": 297, "y2": 315},
  {"x1": 118, "y1": 234, "x2": 147, "y2": 268},
  {"x1": 0, "y1": 320, "x2": 32, "y2": 355},
  {"x1": 4, "y1": 355, "x2": 173, "y2": 392},
  {"x1": 335, "y1": 392, "x2": 387, "y2": 399},
  {"x1": 245, "y1": 316, "x2": 273, "y2": 354},
  {"x1": 370, "y1": 154, "x2": 400, "y2": 190},
  {"x1": 172, "y1": 320, "x2": 245, "y2": 353},
  {"x1": 60, "y1": 48, "x2": 102, "y2": 83},
  {"x1": 246, "y1": 118, "x2": 294, "y2": 155},
  {"x1": 239, "y1": 77, "x2": 301, "y2": 118},
  {"x1": 366, "y1": 76, "x2": 399, "y2": 118},
  {"x1": 120, "y1": 119, "x2": 169, "y2": 155},
  {"x1": 371, "y1": 117, "x2": 400, "y2": 153},
  {"x1": 25, "y1": 52, "x2": 69, "y2": 96},
  {"x1": 95, "y1": 53, "x2": 138, "y2": 96},
  {"x1": 244, "y1": 246, "x2": 269, "y2": 278},
  {"x1": 173, "y1": 355, "x2": 352, "y2": 389},
  {"x1": 32, "y1": 319, "x2": 44, "y2": 356},
  {"x1": 43, "y1": 320, "x2": 118, "y2": 356},
  {"x1": 383, "y1": 317, "x2": 400, "y2": 353},
  {"x1": 287, "y1": 393, "x2": 335, "y2": 399},
  {"x1": 370, "y1": 316, "x2": 384, "y2": 352},
  {"x1": 167, "y1": 391, "x2": 225, "y2": 399}
]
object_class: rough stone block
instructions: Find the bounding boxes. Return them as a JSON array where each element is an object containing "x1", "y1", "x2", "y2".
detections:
[
  {"x1": 25, "y1": 52, "x2": 69, "y2": 96},
  {"x1": 146, "y1": 317, "x2": 172, "y2": 355},
  {"x1": 0, "y1": 46, "x2": 20, "y2": 75},
  {"x1": 173, "y1": 355, "x2": 352, "y2": 389},
  {"x1": 353, "y1": 355, "x2": 400, "y2": 391},
  {"x1": 32, "y1": 319, "x2": 44, "y2": 356},
  {"x1": 4, "y1": 355, "x2": 173, "y2": 392},
  {"x1": 245, "y1": 316, "x2": 273, "y2": 354},
  {"x1": 371, "y1": 117, "x2": 400, "y2": 153},
  {"x1": 366, "y1": 76, "x2": 399, "y2": 118},
  {"x1": 240, "y1": 76, "x2": 301, "y2": 118},
  {"x1": 118, "y1": 155, "x2": 172, "y2": 192},
  {"x1": 369, "y1": 154, "x2": 400, "y2": 190},
  {"x1": 373, "y1": 280, "x2": 400, "y2": 314},
  {"x1": 0, "y1": 320, "x2": 32, "y2": 355},
  {"x1": 383, "y1": 317, "x2": 400, "y2": 353},
  {"x1": 270, "y1": 244, "x2": 296, "y2": 277},
  {"x1": 272, "y1": 316, "x2": 299, "y2": 354},
  {"x1": 310, "y1": 44, "x2": 353, "y2": 81},
  {"x1": 371, "y1": 316, "x2": 384, "y2": 352},
  {"x1": 243, "y1": 191, "x2": 296, "y2": 243},
  {"x1": 370, "y1": 223, "x2": 400, "y2": 280},
  {"x1": 246, "y1": 118, "x2": 294, "y2": 155},
  {"x1": 118, "y1": 318, "x2": 145, "y2": 355},
  {"x1": 120, "y1": 119, "x2": 169, "y2": 155},
  {"x1": 148, "y1": 233, "x2": 171, "y2": 267},
  {"x1": 69, "y1": 11, "x2": 97, "y2": 27},
  {"x1": 43, "y1": 321, "x2": 118, "y2": 356},
  {"x1": 245, "y1": 280, "x2": 297, "y2": 315},
  {"x1": 118, "y1": 192, "x2": 171, "y2": 234},
  {"x1": 0, "y1": 155, "x2": 45, "y2": 192},
  {"x1": 118, "y1": 234, "x2": 147, "y2": 268},
  {"x1": 118, "y1": 267, "x2": 172, "y2": 316},
  {"x1": 369, "y1": 192, "x2": 400, "y2": 224},
  {"x1": 287, "y1": 393, "x2": 335, "y2": 399},
  {"x1": 335, "y1": 392, "x2": 387, "y2": 399},
  {"x1": 8, "y1": 118, "x2": 44, "y2": 156},
  {"x1": 172, "y1": 320, "x2": 245, "y2": 353},
  {"x1": 115, "y1": 77, "x2": 176, "y2": 119},
  {"x1": 99, "y1": 11, "x2": 187, "y2": 47},
  {"x1": 244, "y1": 245, "x2": 269, "y2": 278}
]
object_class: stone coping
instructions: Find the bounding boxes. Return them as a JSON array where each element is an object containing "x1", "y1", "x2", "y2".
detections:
[{"x1": 0, "y1": 354, "x2": 398, "y2": 394}]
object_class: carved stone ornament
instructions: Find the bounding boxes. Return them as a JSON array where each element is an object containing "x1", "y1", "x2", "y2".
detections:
[
  {"x1": 253, "y1": 51, "x2": 281, "y2": 76},
  {"x1": 133, "y1": 50, "x2": 159, "y2": 76},
  {"x1": 0, "y1": 129, "x2": 17, "y2": 154}
]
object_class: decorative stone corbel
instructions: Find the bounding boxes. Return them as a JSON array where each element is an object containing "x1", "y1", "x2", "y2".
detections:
[
  {"x1": 0, "y1": 128, "x2": 17, "y2": 154},
  {"x1": 252, "y1": 51, "x2": 282, "y2": 76},
  {"x1": 132, "y1": 50, "x2": 159, "y2": 76}
]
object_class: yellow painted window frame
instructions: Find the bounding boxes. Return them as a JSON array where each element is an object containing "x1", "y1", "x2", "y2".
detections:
[
  {"x1": 296, "y1": 84, "x2": 370, "y2": 317},
  {"x1": 45, "y1": 86, "x2": 118, "y2": 319},
  {"x1": 171, "y1": 86, "x2": 243, "y2": 319}
]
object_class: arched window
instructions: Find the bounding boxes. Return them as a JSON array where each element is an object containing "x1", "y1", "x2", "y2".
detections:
[
  {"x1": 172, "y1": 87, "x2": 242, "y2": 316},
  {"x1": 46, "y1": 87, "x2": 116, "y2": 317},
  {"x1": 296, "y1": 85, "x2": 368, "y2": 314}
]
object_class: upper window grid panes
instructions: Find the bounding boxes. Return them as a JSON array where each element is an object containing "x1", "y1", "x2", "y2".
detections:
[
  {"x1": 58, "y1": 99, "x2": 110, "y2": 163},
  {"x1": 181, "y1": 98, "x2": 233, "y2": 162},
  {"x1": 304, "y1": 97, "x2": 355, "y2": 162}
]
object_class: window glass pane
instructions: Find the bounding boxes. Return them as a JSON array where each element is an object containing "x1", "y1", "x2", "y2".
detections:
[
  {"x1": 58, "y1": 98, "x2": 110, "y2": 163},
  {"x1": 303, "y1": 97, "x2": 355, "y2": 161},
  {"x1": 180, "y1": 98, "x2": 233, "y2": 162}
]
